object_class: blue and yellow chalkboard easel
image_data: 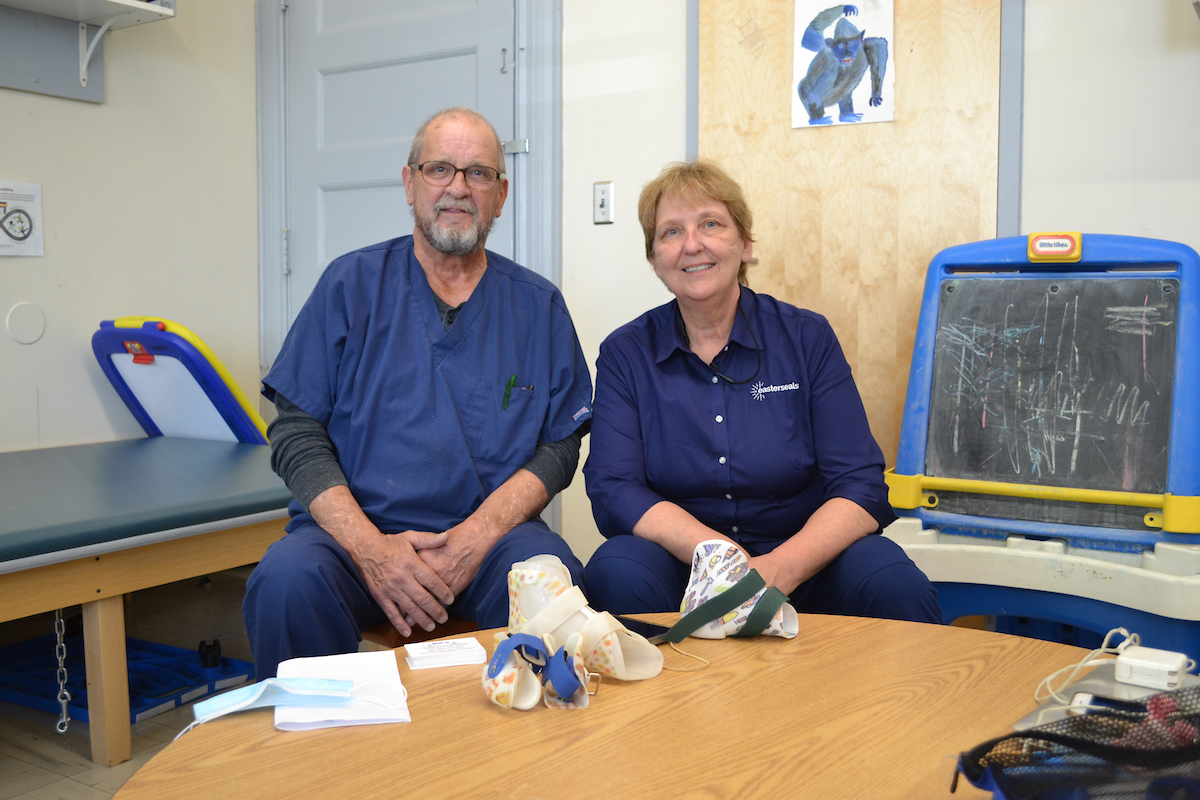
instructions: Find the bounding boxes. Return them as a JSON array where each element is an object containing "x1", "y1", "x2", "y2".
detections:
[
  {"x1": 884, "y1": 233, "x2": 1200, "y2": 657},
  {"x1": 92, "y1": 317, "x2": 268, "y2": 445}
]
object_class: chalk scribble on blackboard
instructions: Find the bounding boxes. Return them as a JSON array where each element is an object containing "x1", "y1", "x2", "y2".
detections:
[{"x1": 926, "y1": 279, "x2": 1177, "y2": 495}]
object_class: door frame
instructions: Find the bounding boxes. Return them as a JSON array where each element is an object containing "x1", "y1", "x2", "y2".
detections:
[
  {"x1": 254, "y1": 0, "x2": 564, "y2": 532},
  {"x1": 255, "y1": 0, "x2": 564, "y2": 373}
]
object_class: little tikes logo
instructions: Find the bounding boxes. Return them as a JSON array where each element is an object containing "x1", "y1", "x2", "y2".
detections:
[
  {"x1": 1027, "y1": 231, "x2": 1082, "y2": 263},
  {"x1": 750, "y1": 380, "x2": 799, "y2": 402},
  {"x1": 1031, "y1": 235, "x2": 1075, "y2": 256}
]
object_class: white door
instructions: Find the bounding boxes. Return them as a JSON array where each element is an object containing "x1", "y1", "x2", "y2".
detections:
[{"x1": 284, "y1": 0, "x2": 516, "y2": 320}]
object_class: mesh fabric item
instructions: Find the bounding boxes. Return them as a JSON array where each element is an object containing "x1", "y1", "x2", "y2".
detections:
[{"x1": 958, "y1": 685, "x2": 1200, "y2": 799}]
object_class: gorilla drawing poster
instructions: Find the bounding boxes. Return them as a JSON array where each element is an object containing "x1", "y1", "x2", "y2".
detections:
[{"x1": 792, "y1": 2, "x2": 895, "y2": 128}]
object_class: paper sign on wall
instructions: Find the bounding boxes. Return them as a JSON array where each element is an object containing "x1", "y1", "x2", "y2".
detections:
[
  {"x1": 0, "y1": 182, "x2": 44, "y2": 257},
  {"x1": 792, "y1": 1, "x2": 895, "y2": 128}
]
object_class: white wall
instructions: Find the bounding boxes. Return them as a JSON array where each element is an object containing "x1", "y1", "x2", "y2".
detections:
[
  {"x1": 0, "y1": 0, "x2": 687, "y2": 562},
  {"x1": 558, "y1": 1, "x2": 686, "y2": 561},
  {"x1": 1022, "y1": 0, "x2": 1200, "y2": 257},
  {"x1": 0, "y1": 1, "x2": 260, "y2": 453}
]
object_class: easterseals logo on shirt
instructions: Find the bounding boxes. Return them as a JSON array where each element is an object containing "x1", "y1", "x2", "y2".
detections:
[{"x1": 750, "y1": 381, "x2": 799, "y2": 402}]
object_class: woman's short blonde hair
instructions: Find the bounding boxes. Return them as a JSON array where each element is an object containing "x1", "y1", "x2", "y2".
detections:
[{"x1": 638, "y1": 160, "x2": 755, "y2": 285}]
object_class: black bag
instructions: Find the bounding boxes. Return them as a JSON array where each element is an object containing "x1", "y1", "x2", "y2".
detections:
[{"x1": 956, "y1": 685, "x2": 1200, "y2": 799}]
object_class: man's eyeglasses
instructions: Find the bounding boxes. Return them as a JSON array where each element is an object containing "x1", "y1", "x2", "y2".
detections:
[{"x1": 411, "y1": 161, "x2": 504, "y2": 190}]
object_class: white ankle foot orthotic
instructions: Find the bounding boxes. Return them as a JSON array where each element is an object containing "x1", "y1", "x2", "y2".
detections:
[
  {"x1": 508, "y1": 555, "x2": 663, "y2": 681},
  {"x1": 680, "y1": 540, "x2": 799, "y2": 639}
]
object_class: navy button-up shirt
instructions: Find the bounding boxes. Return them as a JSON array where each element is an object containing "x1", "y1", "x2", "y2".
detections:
[{"x1": 583, "y1": 286, "x2": 894, "y2": 556}]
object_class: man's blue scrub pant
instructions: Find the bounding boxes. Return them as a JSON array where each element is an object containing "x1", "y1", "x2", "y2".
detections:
[
  {"x1": 244, "y1": 519, "x2": 584, "y2": 678},
  {"x1": 583, "y1": 533, "x2": 943, "y2": 624}
]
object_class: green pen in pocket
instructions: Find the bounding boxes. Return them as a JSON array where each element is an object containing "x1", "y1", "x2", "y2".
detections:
[{"x1": 503, "y1": 374, "x2": 516, "y2": 409}]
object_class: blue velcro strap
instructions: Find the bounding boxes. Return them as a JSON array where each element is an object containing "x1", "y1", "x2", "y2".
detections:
[
  {"x1": 485, "y1": 633, "x2": 549, "y2": 679},
  {"x1": 543, "y1": 645, "x2": 585, "y2": 700}
]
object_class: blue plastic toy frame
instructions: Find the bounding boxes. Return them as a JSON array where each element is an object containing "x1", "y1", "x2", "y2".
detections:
[
  {"x1": 92, "y1": 319, "x2": 268, "y2": 445},
  {"x1": 892, "y1": 234, "x2": 1200, "y2": 552}
]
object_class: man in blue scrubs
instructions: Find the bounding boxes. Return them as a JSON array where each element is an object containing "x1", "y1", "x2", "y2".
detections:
[{"x1": 244, "y1": 108, "x2": 593, "y2": 678}]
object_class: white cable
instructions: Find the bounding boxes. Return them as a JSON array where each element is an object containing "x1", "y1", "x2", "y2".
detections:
[
  {"x1": 1031, "y1": 697, "x2": 1144, "y2": 728},
  {"x1": 1033, "y1": 628, "x2": 1139, "y2": 706},
  {"x1": 1031, "y1": 703, "x2": 1076, "y2": 727}
]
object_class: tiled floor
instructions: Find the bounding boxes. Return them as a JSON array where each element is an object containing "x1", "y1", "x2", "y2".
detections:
[{"x1": 0, "y1": 568, "x2": 257, "y2": 800}]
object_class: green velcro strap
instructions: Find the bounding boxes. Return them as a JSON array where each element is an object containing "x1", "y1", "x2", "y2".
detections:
[
  {"x1": 731, "y1": 586, "x2": 788, "y2": 638},
  {"x1": 661, "y1": 570, "x2": 766, "y2": 644}
]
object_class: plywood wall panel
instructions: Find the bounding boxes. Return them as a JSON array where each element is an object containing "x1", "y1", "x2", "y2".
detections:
[{"x1": 699, "y1": 0, "x2": 1000, "y2": 464}]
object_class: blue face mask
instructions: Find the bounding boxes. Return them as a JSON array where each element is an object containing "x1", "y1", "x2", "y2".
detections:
[{"x1": 178, "y1": 677, "x2": 354, "y2": 737}]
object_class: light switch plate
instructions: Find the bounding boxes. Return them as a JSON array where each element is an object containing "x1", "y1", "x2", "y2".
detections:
[{"x1": 593, "y1": 181, "x2": 614, "y2": 224}]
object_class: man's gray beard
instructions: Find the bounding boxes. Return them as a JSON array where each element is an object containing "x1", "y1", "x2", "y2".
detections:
[{"x1": 414, "y1": 202, "x2": 496, "y2": 257}]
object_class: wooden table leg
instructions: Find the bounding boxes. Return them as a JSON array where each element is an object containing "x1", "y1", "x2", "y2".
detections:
[{"x1": 82, "y1": 596, "x2": 132, "y2": 767}]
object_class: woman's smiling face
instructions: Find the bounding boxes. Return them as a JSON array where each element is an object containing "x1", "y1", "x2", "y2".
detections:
[{"x1": 650, "y1": 192, "x2": 752, "y2": 308}]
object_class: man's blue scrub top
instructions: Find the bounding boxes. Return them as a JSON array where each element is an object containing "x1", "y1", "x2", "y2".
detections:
[
  {"x1": 264, "y1": 236, "x2": 593, "y2": 535},
  {"x1": 583, "y1": 286, "x2": 894, "y2": 556}
]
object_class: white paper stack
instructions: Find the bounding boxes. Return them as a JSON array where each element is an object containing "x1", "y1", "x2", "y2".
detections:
[
  {"x1": 405, "y1": 637, "x2": 487, "y2": 669},
  {"x1": 275, "y1": 650, "x2": 410, "y2": 730}
]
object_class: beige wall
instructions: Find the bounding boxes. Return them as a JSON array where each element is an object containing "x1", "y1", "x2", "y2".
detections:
[
  {"x1": 0, "y1": 0, "x2": 260, "y2": 453},
  {"x1": 698, "y1": 0, "x2": 1002, "y2": 468},
  {"x1": 557, "y1": 0, "x2": 1200, "y2": 562},
  {"x1": 1022, "y1": 0, "x2": 1200, "y2": 255},
  {"x1": 558, "y1": 1, "x2": 687, "y2": 561}
]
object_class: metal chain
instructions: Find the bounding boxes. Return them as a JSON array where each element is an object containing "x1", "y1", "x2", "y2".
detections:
[{"x1": 54, "y1": 609, "x2": 71, "y2": 734}]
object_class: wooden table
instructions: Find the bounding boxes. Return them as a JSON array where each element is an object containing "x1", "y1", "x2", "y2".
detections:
[
  {"x1": 115, "y1": 615, "x2": 1085, "y2": 799},
  {"x1": 0, "y1": 438, "x2": 292, "y2": 767}
]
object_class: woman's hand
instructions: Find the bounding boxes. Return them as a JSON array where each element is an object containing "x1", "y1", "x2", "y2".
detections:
[
  {"x1": 632, "y1": 501, "x2": 735, "y2": 564},
  {"x1": 748, "y1": 498, "x2": 880, "y2": 598},
  {"x1": 747, "y1": 552, "x2": 803, "y2": 596}
]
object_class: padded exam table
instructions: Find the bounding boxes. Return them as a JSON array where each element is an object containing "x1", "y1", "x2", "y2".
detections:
[{"x1": 0, "y1": 437, "x2": 291, "y2": 766}]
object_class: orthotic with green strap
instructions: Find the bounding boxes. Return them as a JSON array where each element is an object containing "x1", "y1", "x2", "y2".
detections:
[{"x1": 660, "y1": 570, "x2": 790, "y2": 643}]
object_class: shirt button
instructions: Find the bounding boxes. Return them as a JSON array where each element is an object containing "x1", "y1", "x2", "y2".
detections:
[
  {"x1": 711, "y1": 376, "x2": 719, "y2": 384},
  {"x1": 723, "y1": 346, "x2": 729, "y2": 351},
  {"x1": 725, "y1": 493, "x2": 733, "y2": 500},
  {"x1": 732, "y1": 526, "x2": 739, "y2": 533},
  {"x1": 719, "y1": 456, "x2": 727, "y2": 464},
  {"x1": 715, "y1": 415, "x2": 723, "y2": 423}
]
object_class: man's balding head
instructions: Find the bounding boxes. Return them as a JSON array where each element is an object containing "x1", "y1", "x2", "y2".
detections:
[{"x1": 408, "y1": 107, "x2": 505, "y2": 174}]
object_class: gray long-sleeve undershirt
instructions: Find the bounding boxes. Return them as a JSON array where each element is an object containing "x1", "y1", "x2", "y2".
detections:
[{"x1": 267, "y1": 294, "x2": 586, "y2": 512}]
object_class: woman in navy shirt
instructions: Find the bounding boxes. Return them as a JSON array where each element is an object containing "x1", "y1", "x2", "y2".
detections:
[{"x1": 582, "y1": 161, "x2": 940, "y2": 624}]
